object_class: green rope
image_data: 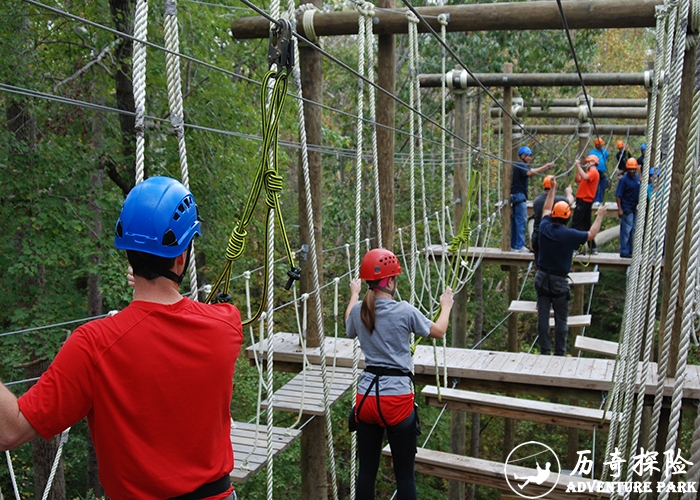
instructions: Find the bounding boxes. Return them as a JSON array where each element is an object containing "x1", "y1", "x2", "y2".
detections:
[{"x1": 205, "y1": 69, "x2": 299, "y2": 326}]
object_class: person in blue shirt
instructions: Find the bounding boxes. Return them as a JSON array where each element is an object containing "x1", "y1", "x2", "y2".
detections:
[
  {"x1": 588, "y1": 137, "x2": 610, "y2": 204},
  {"x1": 535, "y1": 177, "x2": 606, "y2": 356},
  {"x1": 616, "y1": 157, "x2": 641, "y2": 259},
  {"x1": 510, "y1": 146, "x2": 552, "y2": 253},
  {"x1": 637, "y1": 143, "x2": 647, "y2": 168}
]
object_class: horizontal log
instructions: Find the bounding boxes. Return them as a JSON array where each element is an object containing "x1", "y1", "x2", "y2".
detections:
[
  {"x1": 495, "y1": 98, "x2": 649, "y2": 107},
  {"x1": 490, "y1": 106, "x2": 648, "y2": 119},
  {"x1": 231, "y1": 0, "x2": 663, "y2": 39},
  {"x1": 420, "y1": 72, "x2": 649, "y2": 88},
  {"x1": 496, "y1": 124, "x2": 647, "y2": 135}
]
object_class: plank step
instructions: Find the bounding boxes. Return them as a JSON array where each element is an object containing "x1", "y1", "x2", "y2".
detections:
[
  {"x1": 422, "y1": 386, "x2": 609, "y2": 431},
  {"x1": 229, "y1": 421, "x2": 301, "y2": 483},
  {"x1": 381, "y1": 446, "x2": 609, "y2": 500},
  {"x1": 261, "y1": 366, "x2": 355, "y2": 416},
  {"x1": 574, "y1": 336, "x2": 618, "y2": 358}
]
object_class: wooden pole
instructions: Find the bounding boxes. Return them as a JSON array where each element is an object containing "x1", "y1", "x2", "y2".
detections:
[
  {"x1": 377, "y1": 0, "x2": 396, "y2": 251},
  {"x1": 421, "y1": 72, "x2": 650, "y2": 88},
  {"x1": 297, "y1": 20, "x2": 328, "y2": 500},
  {"x1": 502, "y1": 63, "x2": 516, "y2": 463},
  {"x1": 494, "y1": 124, "x2": 647, "y2": 136},
  {"x1": 449, "y1": 77, "x2": 467, "y2": 500},
  {"x1": 499, "y1": 98, "x2": 649, "y2": 107},
  {"x1": 231, "y1": 0, "x2": 663, "y2": 39},
  {"x1": 490, "y1": 106, "x2": 647, "y2": 119}
]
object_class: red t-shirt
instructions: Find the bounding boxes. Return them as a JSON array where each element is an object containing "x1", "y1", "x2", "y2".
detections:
[
  {"x1": 18, "y1": 298, "x2": 243, "y2": 500},
  {"x1": 575, "y1": 168, "x2": 600, "y2": 203}
]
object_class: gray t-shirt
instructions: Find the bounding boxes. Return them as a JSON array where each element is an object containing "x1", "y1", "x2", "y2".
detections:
[{"x1": 346, "y1": 298, "x2": 432, "y2": 395}]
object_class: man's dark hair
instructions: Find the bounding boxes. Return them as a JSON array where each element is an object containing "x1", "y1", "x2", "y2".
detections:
[{"x1": 126, "y1": 250, "x2": 176, "y2": 281}]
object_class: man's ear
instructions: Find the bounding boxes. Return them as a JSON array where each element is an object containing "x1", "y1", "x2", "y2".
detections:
[{"x1": 174, "y1": 250, "x2": 188, "y2": 269}]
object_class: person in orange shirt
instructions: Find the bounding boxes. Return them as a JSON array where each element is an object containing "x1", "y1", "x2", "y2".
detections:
[{"x1": 572, "y1": 155, "x2": 601, "y2": 255}]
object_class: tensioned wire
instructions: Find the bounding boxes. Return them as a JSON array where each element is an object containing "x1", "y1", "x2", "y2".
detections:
[
  {"x1": 19, "y1": 0, "x2": 528, "y2": 172},
  {"x1": 0, "y1": 83, "x2": 483, "y2": 169}
]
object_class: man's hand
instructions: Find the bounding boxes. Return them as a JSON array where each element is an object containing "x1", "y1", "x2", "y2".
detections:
[
  {"x1": 565, "y1": 185, "x2": 573, "y2": 197},
  {"x1": 597, "y1": 205, "x2": 607, "y2": 219},
  {"x1": 550, "y1": 176, "x2": 557, "y2": 189},
  {"x1": 618, "y1": 208, "x2": 624, "y2": 218}
]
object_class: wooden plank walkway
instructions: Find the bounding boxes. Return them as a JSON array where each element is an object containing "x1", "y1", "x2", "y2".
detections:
[
  {"x1": 575, "y1": 336, "x2": 619, "y2": 357},
  {"x1": 261, "y1": 366, "x2": 355, "y2": 415},
  {"x1": 381, "y1": 446, "x2": 609, "y2": 500},
  {"x1": 245, "y1": 333, "x2": 700, "y2": 400},
  {"x1": 424, "y1": 245, "x2": 631, "y2": 270},
  {"x1": 422, "y1": 386, "x2": 610, "y2": 431},
  {"x1": 230, "y1": 422, "x2": 301, "y2": 483},
  {"x1": 508, "y1": 301, "x2": 591, "y2": 327}
]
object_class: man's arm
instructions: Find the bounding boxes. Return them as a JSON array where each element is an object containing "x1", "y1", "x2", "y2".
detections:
[
  {"x1": 587, "y1": 206, "x2": 607, "y2": 242},
  {"x1": 526, "y1": 162, "x2": 554, "y2": 177},
  {"x1": 542, "y1": 177, "x2": 558, "y2": 217},
  {"x1": 616, "y1": 195, "x2": 624, "y2": 218},
  {"x1": 0, "y1": 382, "x2": 38, "y2": 451},
  {"x1": 565, "y1": 186, "x2": 575, "y2": 205}
]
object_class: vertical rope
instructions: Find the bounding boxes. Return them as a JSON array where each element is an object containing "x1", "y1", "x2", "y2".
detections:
[
  {"x1": 40, "y1": 428, "x2": 70, "y2": 500},
  {"x1": 265, "y1": 210, "x2": 275, "y2": 500},
  {"x1": 407, "y1": 12, "x2": 419, "y2": 313},
  {"x1": 133, "y1": 0, "x2": 148, "y2": 185},
  {"x1": 681, "y1": 402, "x2": 700, "y2": 499},
  {"x1": 163, "y1": 0, "x2": 198, "y2": 299},
  {"x1": 4, "y1": 451, "x2": 20, "y2": 500}
]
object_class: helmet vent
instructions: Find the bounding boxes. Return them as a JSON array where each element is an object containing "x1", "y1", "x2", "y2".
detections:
[
  {"x1": 173, "y1": 212, "x2": 180, "y2": 221},
  {"x1": 162, "y1": 229, "x2": 178, "y2": 247},
  {"x1": 115, "y1": 220, "x2": 123, "y2": 237}
]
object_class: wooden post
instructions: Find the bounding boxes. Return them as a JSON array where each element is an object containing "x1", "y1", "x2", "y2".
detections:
[
  {"x1": 377, "y1": 0, "x2": 396, "y2": 250},
  {"x1": 449, "y1": 73, "x2": 467, "y2": 500},
  {"x1": 297, "y1": 20, "x2": 328, "y2": 499},
  {"x1": 502, "y1": 63, "x2": 516, "y2": 463},
  {"x1": 467, "y1": 94, "x2": 484, "y2": 500}
]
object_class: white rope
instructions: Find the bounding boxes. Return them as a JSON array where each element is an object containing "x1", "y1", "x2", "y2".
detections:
[
  {"x1": 407, "y1": 12, "x2": 419, "y2": 320},
  {"x1": 132, "y1": 0, "x2": 148, "y2": 185},
  {"x1": 287, "y1": 2, "x2": 339, "y2": 495},
  {"x1": 657, "y1": 42, "x2": 700, "y2": 500},
  {"x1": 163, "y1": 0, "x2": 198, "y2": 300},
  {"x1": 4, "y1": 451, "x2": 20, "y2": 500},
  {"x1": 265, "y1": 210, "x2": 275, "y2": 500},
  {"x1": 40, "y1": 428, "x2": 71, "y2": 500},
  {"x1": 682, "y1": 402, "x2": 700, "y2": 499}
]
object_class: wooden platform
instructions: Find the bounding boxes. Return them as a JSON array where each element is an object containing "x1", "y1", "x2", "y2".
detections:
[
  {"x1": 245, "y1": 333, "x2": 700, "y2": 401},
  {"x1": 261, "y1": 366, "x2": 355, "y2": 415},
  {"x1": 575, "y1": 336, "x2": 619, "y2": 358},
  {"x1": 422, "y1": 386, "x2": 610, "y2": 431},
  {"x1": 425, "y1": 245, "x2": 632, "y2": 270},
  {"x1": 382, "y1": 446, "x2": 609, "y2": 500},
  {"x1": 525, "y1": 200, "x2": 619, "y2": 219},
  {"x1": 230, "y1": 421, "x2": 301, "y2": 483}
]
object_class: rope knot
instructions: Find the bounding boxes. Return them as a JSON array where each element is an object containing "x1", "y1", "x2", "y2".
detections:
[
  {"x1": 226, "y1": 225, "x2": 247, "y2": 261},
  {"x1": 356, "y1": 1, "x2": 375, "y2": 18},
  {"x1": 437, "y1": 13, "x2": 449, "y2": 26},
  {"x1": 406, "y1": 11, "x2": 419, "y2": 24},
  {"x1": 264, "y1": 171, "x2": 284, "y2": 207}
]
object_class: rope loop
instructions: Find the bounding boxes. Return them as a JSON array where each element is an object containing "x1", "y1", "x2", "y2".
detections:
[
  {"x1": 299, "y1": 3, "x2": 319, "y2": 43},
  {"x1": 226, "y1": 225, "x2": 248, "y2": 261},
  {"x1": 406, "y1": 11, "x2": 419, "y2": 24},
  {"x1": 264, "y1": 171, "x2": 284, "y2": 207},
  {"x1": 356, "y1": 0, "x2": 375, "y2": 18},
  {"x1": 437, "y1": 13, "x2": 449, "y2": 25}
]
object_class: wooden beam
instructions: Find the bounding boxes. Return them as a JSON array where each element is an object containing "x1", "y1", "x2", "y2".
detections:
[
  {"x1": 491, "y1": 106, "x2": 647, "y2": 119},
  {"x1": 231, "y1": 0, "x2": 663, "y2": 39},
  {"x1": 422, "y1": 72, "x2": 650, "y2": 88},
  {"x1": 497, "y1": 125, "x2": 647, "y2": 136}
]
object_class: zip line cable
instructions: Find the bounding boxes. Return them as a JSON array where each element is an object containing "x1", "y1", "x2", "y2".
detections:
[{"x1": 20, "y1": 0, "x2": 522, "y2": 169}]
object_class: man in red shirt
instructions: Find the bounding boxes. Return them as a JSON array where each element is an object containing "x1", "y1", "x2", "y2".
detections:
[
  {"x1": 0, "y1": 177, "x2": 244, "y2": 500},
  {"x1": 572, "y1": 155, "x2": 601, "y2": 255}
]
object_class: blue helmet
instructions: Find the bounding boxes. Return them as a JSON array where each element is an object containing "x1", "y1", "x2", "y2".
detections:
[
  {"x1": 114, "y1": 176, "x2": 201, "y2": 258},
  {"x1": 640, "y1": 143, "x2": 647, "y2": 152},
  {"x1": 518, "y1": 146, "x2": 532, "y2": 157}
]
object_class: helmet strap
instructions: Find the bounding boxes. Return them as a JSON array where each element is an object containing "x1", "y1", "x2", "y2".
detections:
[
  {"x1": 155, "y1": 243, "x2": 192, "y2": 285},
  {"x1": 370, "y1": 276, "x2": 396, "y2": 297}
]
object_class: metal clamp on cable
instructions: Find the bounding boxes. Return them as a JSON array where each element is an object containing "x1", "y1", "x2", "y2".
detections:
[
  {"x1": 285, "y1": 266, "x2": 302, "y2": 290},
  {"x1": 268, "y1": 19, "x2": 295, "y2": 73}
]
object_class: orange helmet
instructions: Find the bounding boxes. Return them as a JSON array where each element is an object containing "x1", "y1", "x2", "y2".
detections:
[
  {"x1": 626, "y1": 157, "x2": 639, "y2": 169},
  {"x1": 594, "y1": 137, "x2": 605, "y2": 147},
  {"x1": 359, "y1": 248, "x2": 402, "y2": 281},
  {"x1": 617, "y1": 140, "x2": 625, "y2": 149},
  {"x1": 542, "y1": 175, "x2": 555, "y2": 190},
  {"x1": 552, "y1": 200, "x2": 571, "y2": 220},
  {"x1": 585, "y1": 154, "x2": 600, "y2": 166}
]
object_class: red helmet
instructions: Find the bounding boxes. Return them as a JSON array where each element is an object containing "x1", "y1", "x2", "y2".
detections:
[
  {"x1": 552, "y1": 200, "x2": 571, "y2": 220},
  {"x1": 360, "y1": 248, "x2": 402, "y2": 281}
]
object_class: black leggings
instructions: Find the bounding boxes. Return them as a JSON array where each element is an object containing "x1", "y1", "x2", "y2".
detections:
[{"x1": 355, "y1": 408, "x2": 418, "y2": 500}]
